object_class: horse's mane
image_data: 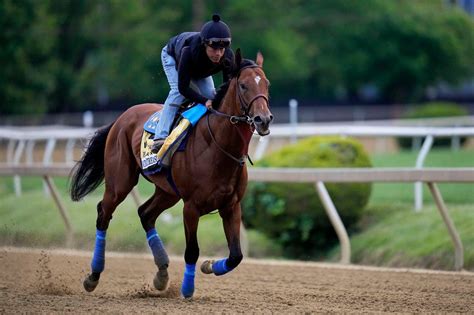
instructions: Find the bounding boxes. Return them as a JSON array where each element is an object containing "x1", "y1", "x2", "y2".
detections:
[{"x1": 212, "y1": 59, "x2": 259, "y2": 109}]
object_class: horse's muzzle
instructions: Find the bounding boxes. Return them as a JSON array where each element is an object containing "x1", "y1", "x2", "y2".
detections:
[{"x1": 253, "y1": 114, "x2": 273, "y2": 136}]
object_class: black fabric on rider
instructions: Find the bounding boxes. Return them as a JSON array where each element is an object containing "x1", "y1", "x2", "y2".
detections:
[
  {"x1": 177, "y1": 45, "x2": 234, "y2": 105},
  {"x1": 200, "y1": 14, "x2": 231, "y2": 45}
]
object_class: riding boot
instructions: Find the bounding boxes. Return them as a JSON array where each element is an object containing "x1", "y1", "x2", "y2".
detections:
[{"x1": 151, "y1": 139, "x2": 165, "y2": 154}]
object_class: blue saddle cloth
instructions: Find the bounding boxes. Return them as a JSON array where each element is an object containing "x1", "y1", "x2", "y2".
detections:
[
  {"x1": 144, "y1": 111, "x2": 162, "y2": 133},
  {"x1": 140, "y1": 104, "x2": 207, "y2": 176}
]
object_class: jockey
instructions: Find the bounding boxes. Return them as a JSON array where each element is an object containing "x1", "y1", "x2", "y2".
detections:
[{"x1": 152, "y1": 14, "x2": 235, "y2": 153}]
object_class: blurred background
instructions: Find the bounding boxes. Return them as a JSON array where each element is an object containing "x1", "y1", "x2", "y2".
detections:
[
  {"x1": 0, "y1": 0, "x2": 473, "y2": 271},
  {"x1": 1, "y1": 0, "x2": 473, "y2": 123}
]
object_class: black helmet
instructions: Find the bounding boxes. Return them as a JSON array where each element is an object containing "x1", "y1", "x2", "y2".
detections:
[{"x1": 200, "y1": 14, "x2": 231, "y2": 49}]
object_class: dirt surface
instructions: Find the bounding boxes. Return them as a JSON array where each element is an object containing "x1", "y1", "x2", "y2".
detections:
[{"x1": 1, "y1": 247, "x2": 473, "y2": 313}]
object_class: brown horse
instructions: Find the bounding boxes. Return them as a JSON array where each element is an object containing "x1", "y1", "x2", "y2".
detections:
[{"x1": 70, "y1": 50, "x2": 273, "y2": 298}]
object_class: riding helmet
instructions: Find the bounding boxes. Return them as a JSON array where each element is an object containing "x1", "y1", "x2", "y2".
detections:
[{"x1": 200, "y1": 14, "x2": 231, "y2": 49}]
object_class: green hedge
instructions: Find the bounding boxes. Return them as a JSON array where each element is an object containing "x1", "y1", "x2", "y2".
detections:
[
  {"x1": 243, "y1": 136, "x2": 372, "y2": 259},
  {"x1": 398, "y1": 102, "x2": 469, "y2": 149}
]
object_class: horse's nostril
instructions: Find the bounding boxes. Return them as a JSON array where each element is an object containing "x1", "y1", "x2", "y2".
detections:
[
  {"x1": 254, "y1": 116, "x2": 263, "y2": 124},
  {"x1": 269, "y1": 115, "x2": 274, "y2": 122}
]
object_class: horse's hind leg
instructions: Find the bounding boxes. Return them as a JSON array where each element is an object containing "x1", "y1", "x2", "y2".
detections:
[
  {"x1": 83, "y1": 166, "x2": 139, "y2": 292},
  {"x1": 138, "y1": 188, "x2": 179, "y2": 291}
]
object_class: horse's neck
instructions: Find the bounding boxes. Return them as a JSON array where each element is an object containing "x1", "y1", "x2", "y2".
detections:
[{"x1": 218, "y1": 80, "x2": 240, "y2": 117}]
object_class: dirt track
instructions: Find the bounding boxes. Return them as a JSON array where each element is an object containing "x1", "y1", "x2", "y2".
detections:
[{"x1": 0, "y1": 247, "x2": 473, "y2": 313}]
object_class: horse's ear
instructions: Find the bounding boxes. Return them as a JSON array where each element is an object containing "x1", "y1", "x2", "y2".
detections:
[
  {"x1": 235, "y1": 48, "x2": 242, "y2": 68},
  {"x1": 256, "y1": 51, "x2": 264, "y2": 67}
]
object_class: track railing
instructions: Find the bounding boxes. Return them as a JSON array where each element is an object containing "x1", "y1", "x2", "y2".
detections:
[
  {"x1": 2, "y1": 123, "x2": 474, "y2": 211},
  {"x1": 0, "y1": 164, "x2": 472, "y2": 270}
]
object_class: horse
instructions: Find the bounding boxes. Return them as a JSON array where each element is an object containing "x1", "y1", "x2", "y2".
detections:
[{"x1": 69, "y1": 49, "x2": 273, "y2": 298}]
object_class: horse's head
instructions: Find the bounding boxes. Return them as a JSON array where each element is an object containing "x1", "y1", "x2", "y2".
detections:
[{"x1": 233, "y1": 49, "x2": 273, "y2": 136}]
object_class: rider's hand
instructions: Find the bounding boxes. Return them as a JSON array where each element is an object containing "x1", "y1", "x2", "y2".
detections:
[{"x1": 205, "y1": 100, "x2": 213, "y2": 109}]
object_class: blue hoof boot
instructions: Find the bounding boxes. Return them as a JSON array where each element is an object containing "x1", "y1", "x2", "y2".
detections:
[
  {"x1": 181, "y1": 282, "x2": 194, "y2": 299},
  {"x1": 181, "y1": 263, "x2": 195, "y2": 298}
]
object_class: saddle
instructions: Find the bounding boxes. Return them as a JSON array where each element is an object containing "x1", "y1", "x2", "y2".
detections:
[{"x1": 141, "y1": 103, "x2": 207, "y2": 175}]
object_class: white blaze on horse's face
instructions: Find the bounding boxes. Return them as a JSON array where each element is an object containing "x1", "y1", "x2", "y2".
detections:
[{"x1": 254, "y1": 75, "x2": 261, "y2": 85}]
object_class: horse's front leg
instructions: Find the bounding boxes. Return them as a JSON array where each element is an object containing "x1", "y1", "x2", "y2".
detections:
[
  {"x1": 181, "y1": 202, "x2": 200, "y2": 298},
  {"x1": 201, "y1": 203, "x2": 243, "y2": 276}
]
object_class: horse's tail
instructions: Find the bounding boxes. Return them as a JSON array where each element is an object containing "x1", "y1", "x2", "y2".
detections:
[{"x1": 70, "y1": 122, "x2": 114, "y2": 201}]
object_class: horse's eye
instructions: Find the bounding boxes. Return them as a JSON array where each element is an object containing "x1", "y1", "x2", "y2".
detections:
[{"x1": 239, "y1": 83, "x2": 247, "y2": 91}]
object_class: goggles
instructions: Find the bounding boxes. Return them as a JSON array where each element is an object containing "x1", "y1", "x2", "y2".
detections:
[{"x1": 205, "y1": 38, "x2": 231, "y2": 49}]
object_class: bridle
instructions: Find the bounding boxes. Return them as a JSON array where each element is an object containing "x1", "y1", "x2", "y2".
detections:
[
  {"x1": 207, "y1": 65, "x2": 269, "y2": 166},
  {"x1": 208, "y1": 65, "x2": 269, "y2": 124}
]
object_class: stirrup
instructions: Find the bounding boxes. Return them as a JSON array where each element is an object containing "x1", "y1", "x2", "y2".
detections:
[{"x1": 151, "y1": 139, "x2": 165, "y2": 154}]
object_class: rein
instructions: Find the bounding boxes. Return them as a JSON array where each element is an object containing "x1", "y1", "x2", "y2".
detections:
[
  {"x1": 207, "y1": 108, "x2": 252, "y2": 124},
  {"x1": 237, "y1": 93, "x2": 268, "y2": 118},
  {"x1": 206, "y1": 114, "x2": 251, "y2": 166}
]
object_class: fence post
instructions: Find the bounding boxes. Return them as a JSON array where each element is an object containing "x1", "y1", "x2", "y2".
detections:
[
  {"x1": 43, "y1": 175, "x2": 74, "y2": 247},
  {"x1": 415, "y1": 135, "x2": 434, "y2": 211},
  {"x1": 254, "y1": 136, "x2": 269, "y2": 161},
  {"x1": 427, "y1": 182, "x2": 464, "y2": 271},
  {"x1": 42, "y1": 139, "x2": 57, "y2": 196},
  {"x1": 65, "y1": 139, "x2": 76, "y2": 164},
  {"x1": 13, "y1": 140, "x2": 26, "y2": 197},
  {"x1": 289, "y1": 99, "x2": 298, "y2": 144},
  {"x1": 315, "y1": 181, "x2": 351, "y2": 264}
]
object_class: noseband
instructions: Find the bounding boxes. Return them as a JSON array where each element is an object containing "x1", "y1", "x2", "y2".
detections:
[{"x1": 236, "y1": 92, "x2": 269, "y2": 123}]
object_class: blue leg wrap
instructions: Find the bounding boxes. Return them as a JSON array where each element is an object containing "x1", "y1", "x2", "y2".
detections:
[
  {"x1": 212, "y1": 258, "x2": 233, "y2": 276},
  {"x1": 146, "y1": 228, "x2": 169, "y2": 268},
  {"x1": 181, "y1": 263, "x2": 195, "y2": 298},
  {"x1": 91, "y1": 229, "x2": 106, "y2": 273}
]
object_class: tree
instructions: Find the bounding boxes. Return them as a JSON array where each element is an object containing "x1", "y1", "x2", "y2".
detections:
[
  {"x1": 0, "y1": 0, "x2": 56, "y2": 114},
  {"x1": 1, "y1": 0, "x2": 473, "y2": 115},
  {"x1": 289, "y1": 0, "x2": 474, "y2": 103},
  {"x1": 55, "y1": 0, "x2": 190, "y2": 112},
  {"x1": 222, "y1": 0, "x2": 474, "y2": 103}
]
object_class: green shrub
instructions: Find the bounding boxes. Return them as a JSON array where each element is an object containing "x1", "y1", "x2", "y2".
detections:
[
  {"x1": 243, "y1": 136, "x2": 372, "y2": 259},
  {"x1": 398, "y1": 102, "x2": 469, "y2": 149}
]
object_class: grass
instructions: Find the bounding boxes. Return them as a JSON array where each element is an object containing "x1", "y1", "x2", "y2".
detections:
[
  {"x1": 0, "y1": 176, "x2": 279, "y2": 257},
  {"x1": 328, "y1": 203, "x2": 474, "y2": 271},
  {"x1": 0, "y1": 147, "x2": 472, "y2": 270},
  {"x1": 333, "y1": 147, "x2": 474, "y2": 270},
  {"x1": 0, "y1": 188, "x2": 239, "y2": 256},
  {"x1": 369, "y1": 147, "x2": 474, "y2": 204}
]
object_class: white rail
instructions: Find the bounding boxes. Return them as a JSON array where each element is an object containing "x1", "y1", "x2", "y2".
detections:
[
  {"x1": 0, "y1": 126, "x2": 95, "y2": 196},
  {"x1": 0, "y1": 164, "x2": 471, "y2": 270},
  {"x1": 252, "y1": 123, "x2": 474, "y2": 210},
  {"x1": 1, "y1": 123, "x2": 473, "y2": 208}
]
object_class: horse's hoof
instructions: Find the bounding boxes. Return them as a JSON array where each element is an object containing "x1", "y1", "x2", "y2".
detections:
[
  {"x1": 181, "y1": 293, "x2": 194, "y2": 300},
  {"x1": 200, "y1": 260, "x2": 214, "y2": 274},
  {"x1": 83, "y1": 274, "x2": 99, "y2": 292},
  {"x1": 181, "y1": 281, "x2": 194, "y2": 299},
  {"x1": 153, "y1": 269, "x2": 169, "y2": 291}
]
